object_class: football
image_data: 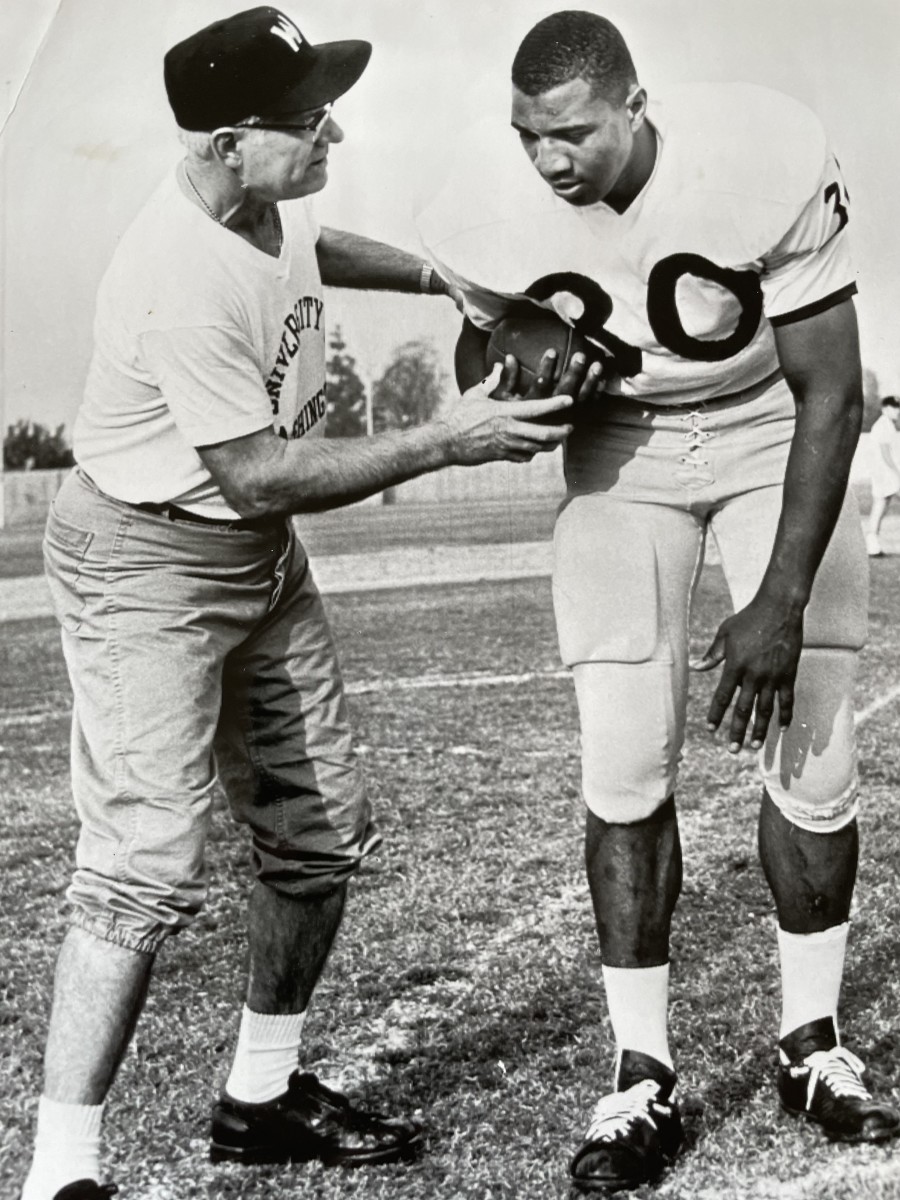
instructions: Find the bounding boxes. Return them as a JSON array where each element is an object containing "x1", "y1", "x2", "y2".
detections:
[{"x1": 485, "y1": 307, "x2": 601, "y2": 392}]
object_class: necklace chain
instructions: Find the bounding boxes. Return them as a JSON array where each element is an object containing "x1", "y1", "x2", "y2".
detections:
[{"x1": 182, "y1": 164, "x2": 283, "y2": 249}]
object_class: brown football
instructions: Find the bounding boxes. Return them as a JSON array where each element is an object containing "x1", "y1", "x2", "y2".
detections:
[{"x1": 485, "y1": 307, "x2": 601, "y2": 392}]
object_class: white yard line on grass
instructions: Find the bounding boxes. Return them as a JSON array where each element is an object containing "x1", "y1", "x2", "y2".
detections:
[
  {"x1": 0, "y1": 710, "x2": 66, "y2": 728},
  {"x1": 688, "y1": 1155, "x2": 900, "y2": 1200},
  {"x1": 4, "y1": 671, "x2": 900, "y2": 731},
  {"x1": 854, "y1": 680, "x2": 900, "y2": 727},
  {"x1": 0, "y1": 544, "x2": 554, "y2": 623},
  {"x1": 345, "y1": 668, "x2": 569, "y2": 696}
]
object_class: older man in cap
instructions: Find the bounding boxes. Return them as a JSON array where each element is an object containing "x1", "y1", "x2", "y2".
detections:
[{"x1": 21, "y1": 9, "x2": 591, "y2": 1199}]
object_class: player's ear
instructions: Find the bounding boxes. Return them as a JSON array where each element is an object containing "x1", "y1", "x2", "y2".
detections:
[{"x1": 625, "y1": 86, "x2": 648, "y2": 130}]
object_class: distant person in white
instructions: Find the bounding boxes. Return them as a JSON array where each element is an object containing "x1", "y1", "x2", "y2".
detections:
[{"x1": 866, "y1": 396, "x2": 900, "y2": 556}]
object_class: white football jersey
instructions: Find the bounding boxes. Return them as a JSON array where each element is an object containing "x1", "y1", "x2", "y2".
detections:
[{"x1": 416, "y1": 83, "x2": 856, "y2": 406}]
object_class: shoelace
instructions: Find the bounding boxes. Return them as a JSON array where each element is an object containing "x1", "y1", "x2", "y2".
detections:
[
  {"x1": 584, "y1": 1078, "x2": 667, "y2": 1142},
  {"x1": 804, "y1": 1047, "x2": 871, "y2": 1106}
]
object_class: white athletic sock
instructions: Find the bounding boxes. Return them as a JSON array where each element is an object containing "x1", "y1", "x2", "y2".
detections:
[
  {"x1": 602, "y1": 963, "x2": 673, "y2": 1072},
  {"x1": 778, "y1": 922, "x2": 849, "y2": 1041},
  {"x1": 224, "y1": 1006, "x2": 307, "y2": 1104},
  {"x1": 20, "y1": 1096, "x2": 104, "y2": 1200}
]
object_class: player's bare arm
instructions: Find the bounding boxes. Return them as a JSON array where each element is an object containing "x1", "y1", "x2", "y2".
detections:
[
  {"x1": 197, "y1": 356, "x2": 592, "y2": 517},
  {"x1": 316, "y1": 226, "x2": 457, "y2": 298},
  {"x1": 694, "y1": 298, "x2": 863, "y2": 752}
]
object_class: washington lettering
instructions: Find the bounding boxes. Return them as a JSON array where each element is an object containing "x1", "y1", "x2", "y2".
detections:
[{"x1": 276, "y1": 385, "x2": 326, "y2": 440}]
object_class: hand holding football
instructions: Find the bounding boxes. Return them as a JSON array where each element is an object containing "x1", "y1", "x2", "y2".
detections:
[{"x1": 485, "y1": 308, "x2": 604, "y2": 393}]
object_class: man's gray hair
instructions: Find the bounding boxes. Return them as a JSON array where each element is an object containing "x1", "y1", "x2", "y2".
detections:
[
  {"x1": 177, "y1": 127, "x2": 216, "y2": 162},
  {"x1": 177, "y1": 124, "x2": 267, "y2": 162}
]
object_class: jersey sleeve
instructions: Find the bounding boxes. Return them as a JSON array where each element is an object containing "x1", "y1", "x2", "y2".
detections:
[
  {"x1": 760, "y1": 151, "x2": 857, "y2": 326},
  {"x1": 430, "y1": 256, "x2": 512, "y2": 331},
  {"x1": 138, "y1": 325, "x2": 274, "y2": 447}
]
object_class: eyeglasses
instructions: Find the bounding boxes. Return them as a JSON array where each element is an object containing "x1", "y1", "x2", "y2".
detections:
[{"x1": 235, "y1": 103, "x2": 334, "y2": 140}]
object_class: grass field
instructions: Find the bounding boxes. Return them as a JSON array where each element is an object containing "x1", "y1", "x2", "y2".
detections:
[
  {"x1": 0, "y1": 482, "x2": 876, "y2": 579},
  {"x1": 2, "y1": 538, "x2": 900, "y2": 1199},
  {"x1": 0, "y1": 498, "x2": 561, "y2": 581}
]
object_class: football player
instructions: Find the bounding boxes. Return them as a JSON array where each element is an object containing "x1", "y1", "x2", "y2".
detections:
[{"x1": 417, "y1": 9, "x2": 900, "y2": 1193}]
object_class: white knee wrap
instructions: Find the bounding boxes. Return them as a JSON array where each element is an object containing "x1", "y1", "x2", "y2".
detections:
[
  {"x1": 554, "y1": 498, "x2": 698, "y2": 825},
  {"x1": 759, "y1": 647, "x2": 859, "y2": 833}
]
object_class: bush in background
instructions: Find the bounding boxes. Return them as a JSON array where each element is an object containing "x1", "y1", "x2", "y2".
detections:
[{"x1": 3, "y1": 421, "x2": 74, "y2": 470}]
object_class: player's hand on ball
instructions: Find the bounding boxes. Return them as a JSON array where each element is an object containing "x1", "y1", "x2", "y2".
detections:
[
  {"x1": 690, "y1": 595, "x2": 804, "y2": 753},
  {"x1": 445, "y1": 359, "x2": 577, "y2": 464},
  {"x1": 492, "y1": 349, "x2": 604, "y2": 409}
]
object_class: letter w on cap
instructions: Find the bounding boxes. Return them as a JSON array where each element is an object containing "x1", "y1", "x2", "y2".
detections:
[{"x1": 271, "y1": 15, "x2": 303, "y2": 51}]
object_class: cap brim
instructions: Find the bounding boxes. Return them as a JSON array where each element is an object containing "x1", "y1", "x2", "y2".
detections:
[{"x1": 265, "y1": 39, "x2": 371, "y2": 116}]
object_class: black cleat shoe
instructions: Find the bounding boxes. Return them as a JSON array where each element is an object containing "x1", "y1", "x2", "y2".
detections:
[
  {"x1": 53, "y1": 1184, "x2": 118, "y2": 1200},
  {"x1": 570, "y1": 1050, "x2": 684, "y2": 1194},
  {"x1": 778, "y1": 1017, "x2": 900, "y2": 1144},
  {"x1": 210, "y1": 1071, "x2": 423, "y2": 1167}
]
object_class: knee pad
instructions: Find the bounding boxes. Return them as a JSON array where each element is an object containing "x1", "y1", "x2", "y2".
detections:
[
  {"x1": 555, "y1": 500, "x2": 693, "y2": 824},
  {"x1": 759, "y1": 647, "x2": 859, "y2": 833},
  {"x1": 573, "y1": 661, "x2": 681, "y2": 824}
]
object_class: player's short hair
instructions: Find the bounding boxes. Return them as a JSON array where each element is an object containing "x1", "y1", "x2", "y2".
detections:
[
  {"x1": 512, "y1": 11, "x2": 637, "y2": 106},
  {"x1": 882, "y1": 395, "x2": 900, "y2": 409}
]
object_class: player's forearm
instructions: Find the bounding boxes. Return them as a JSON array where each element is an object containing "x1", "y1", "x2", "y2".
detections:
[
  {"x1": 238, "y1": 424, "x2": 454, "y2": 515},
  {"x1": 757, "y1": 388, "x2": 862, "y2": 611},
  {"x1": 316, "y1": 227, "x2": 450, "y2": 295}
]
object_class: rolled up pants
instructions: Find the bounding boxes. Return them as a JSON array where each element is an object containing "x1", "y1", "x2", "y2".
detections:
[{"x1": 43, "y1": 468, "x2": 379, "y2": 954}]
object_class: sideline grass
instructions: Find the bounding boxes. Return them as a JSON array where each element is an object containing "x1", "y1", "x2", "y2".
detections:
[
  {"x1": 0, "y1": 498, "x2": 561, "y2": 581},
  {"x1": 2, "y1": 561, "x2": 900, "y2": 1199},
  {"x1": 0, "y1": 483, "x2": 877, "y2": 581}
]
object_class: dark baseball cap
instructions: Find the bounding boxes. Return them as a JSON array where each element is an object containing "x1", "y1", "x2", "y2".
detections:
[{"x1": 164, "y1": 7, "x2": 372, "y2": 131}]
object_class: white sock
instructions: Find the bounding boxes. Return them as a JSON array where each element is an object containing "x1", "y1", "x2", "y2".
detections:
[
  {"x1": 778, "y1": 922, "x2": 849, "y2": 1040},
  {"x1": 21, "y1": 1096, "x2": 104, "y2": 1200},
  {"x1": 602, "y1": 963, "x2": 673, "y2": 1071},
  {"x1": 224, "y1": 1006, "x2": 307, "y2": 1104}
]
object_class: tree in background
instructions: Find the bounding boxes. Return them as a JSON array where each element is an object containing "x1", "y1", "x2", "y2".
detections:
[
  {"x1": 3, "y1": 421, "x2": 74, "y2": 470},
  {"x1": 373, "y1": 339, "x2": 446, "y2": 433},
  {"x1": 325, "y1": 326, "x2": 368, "y2": 438}
]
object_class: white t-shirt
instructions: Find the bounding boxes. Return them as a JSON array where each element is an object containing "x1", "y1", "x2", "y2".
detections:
[
  {"x1": 74, "y1": 169, "x2": 326, "y2": 518},
  {"x1": 870, "y1": 413, "x2": 900, "y2": 497},
  {"x1": 416, "y1": 83, "x2": 856, "y2": 407}
]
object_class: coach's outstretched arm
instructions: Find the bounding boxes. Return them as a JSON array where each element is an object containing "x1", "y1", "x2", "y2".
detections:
[
  {"x1": 693, "y1": 299, "x2": 863, "y2": 750},
  {"x1": 316, "y1": 227, "x2": 458, "y2": 300},
  {"x1": 199, "y1": 353, "x2": 599, "y2": 517}
]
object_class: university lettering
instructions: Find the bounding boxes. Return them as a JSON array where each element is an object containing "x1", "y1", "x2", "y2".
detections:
[{"x1": 265, "y1": 294, "x2": 325, "y2": 413}]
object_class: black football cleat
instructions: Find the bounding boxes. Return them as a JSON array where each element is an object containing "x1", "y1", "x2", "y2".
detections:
[
  {"x1": 210, "y1": 1071, "x2": 423, "y2": 1167},
  {"x1": 778, "y1": 1017, "x2": 900, "y2": 1143},
  {"x1": 570, "y1": 1050, "x2": 684, "y2": 1194},
  {"x1": 53, "y1": 1184, "x2": 118, "y2": 1200}
]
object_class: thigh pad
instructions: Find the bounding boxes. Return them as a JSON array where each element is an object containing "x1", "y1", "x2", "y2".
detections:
[{"x1": 553, "y1": 499, "x2": 667, "y2": 666}]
